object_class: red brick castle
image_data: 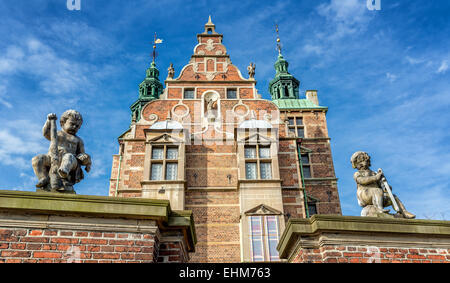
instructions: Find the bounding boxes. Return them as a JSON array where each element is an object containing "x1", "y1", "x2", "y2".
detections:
[{"x1": 109, "y1": 17, "x2": 342, "y2": 262}]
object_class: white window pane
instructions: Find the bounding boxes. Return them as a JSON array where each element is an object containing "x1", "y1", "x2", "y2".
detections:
[
  {"x1": 268, "y1": 236, "x2": 279, "y2": 261},
  {"x1": 250, "y1": 216, "x2": 262, "y2": 235},
  {"x1": 165, "y1": 163, "x2": 178, "y2": 180},
  {"x1": 150, "y1": 163, "x2": 163, "y2": 180},
  {"x1": 260, "y1": 162, "x2": 272, "y2": 179},
  {"x1": 251, "y1": 237, "x2": 264, "y2": 261},
  {"x1": 244, "y1": 146, "x2": 256, "y2": 158},
  {"x1": 152, "y1": 147, "x2": 164, "y2": 159},
  {"x1": 166, "y1": 147, "x2": 178, "y2": 160},
  {"x1": 265, "y1": 216, "x2": 278, "y2": 235},
  {"x1": 245, "y1": 162, "x2": 257, "y2": 179},
  {"x1": 259, "y1": 147, "x2": 270, "y2": 158}
]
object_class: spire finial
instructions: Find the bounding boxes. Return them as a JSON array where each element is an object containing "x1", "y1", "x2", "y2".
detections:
[
  {"x1": 151, "y1": 32, "x2": 163, "y2": 63},
  {"x1": 204, "y1": 15, "x2": 216, "y2": 34},
  {"x1": 275, "y1": 24, "x2": 282, "y2": 55}
]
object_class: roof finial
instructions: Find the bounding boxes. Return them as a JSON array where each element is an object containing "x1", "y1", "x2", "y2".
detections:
[
  {"x1": 204, "y1": 15, "x2": 216, "y2": 34},
  {"x1": 275, "y1": 24, "x2": 282, "y2": 55},
  {"x1": 152, "y1": 32, "x2": 163, "y2": 63}
]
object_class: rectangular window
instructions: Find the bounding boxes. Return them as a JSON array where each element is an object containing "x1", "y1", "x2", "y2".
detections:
[
  {"x1": 166, "y1": 147, "x2": 178, "y2": 160},
  {"x1": 244, "y1": 146, "x2": 257, "y2": 159},
  {"x1": 244, "y1": 144, "x2": 272, "y2": 180},
  {"x1": 250, "y1": 216, "x2": 264, "y2": 262},
  {"x1": 288, "y1": 116, "x2": 305, "y2": 137},
  {"x1": 165, "y1": 163, "x2": 178, "y2": 180},
  {"x1": 258, "y1": 147, "x2": 271, "y2": 159},
  {"x1": 245, "y1": 162, "x2": 257, "y2": 179},
  {"x1": 184, "y1": 89, "x2": 195, "y2": 99},
  {"x1": 150, "y1": 163, "x2": 163, "y2": 180},
  {"x1": 249, "y1": 215, "x2": 279, "y2": 262},
  {"x1": 151, "y1": 147, "x2": 164, "y2": 160},
  {"x1": 308, "y1": 203, "x2": 317, "y2": 216},
  {"x1": 149, "y1": 145, "x2": 179, "y2": 181},
  {"x1": 226, "y1": 89, "x2": 237, "y2": 99},
  {"x1": 260, "y1": 162, "x2": 272, "y2": 179},
  {"x1": 301, "y1": 153, "x2": 311, "y2": 179}
]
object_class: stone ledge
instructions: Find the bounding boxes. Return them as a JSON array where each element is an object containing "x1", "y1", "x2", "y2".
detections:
[
  {"x1": 0, "y1": 190, "x2": 197, "y2": 252},
  {"x1": 277, "y1": 214, "x2": 450, "y2": 259}
]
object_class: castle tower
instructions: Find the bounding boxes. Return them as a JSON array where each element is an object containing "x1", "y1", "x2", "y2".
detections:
[{"x1": 109, "y1": 18, "x2": 341, "y2": 263}]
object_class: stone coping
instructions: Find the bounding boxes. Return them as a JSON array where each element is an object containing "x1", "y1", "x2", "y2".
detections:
[
  {"x1": 277, "y1": 215, "x2": 450, "y2": 259},
  {"x1": 0, "y1": 190, "x2": 197, "y2": 251}
]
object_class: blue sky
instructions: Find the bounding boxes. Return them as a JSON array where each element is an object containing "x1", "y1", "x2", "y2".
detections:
[{"x1": 0, "y1": 0, "x2": 448, "y2": 220}]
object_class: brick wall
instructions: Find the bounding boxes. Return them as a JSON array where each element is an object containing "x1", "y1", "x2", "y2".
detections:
[
  {"x1": 0, "y1": 228, "x2": 158, "y2": 263},
  {"x1": 292, "y1": 245, "x2": 449, "y2": 263}
]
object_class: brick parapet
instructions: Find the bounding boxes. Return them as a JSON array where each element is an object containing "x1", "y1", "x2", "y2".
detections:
[{"x1": 278, "y1": 215, "x2": 450, "y2": 263}]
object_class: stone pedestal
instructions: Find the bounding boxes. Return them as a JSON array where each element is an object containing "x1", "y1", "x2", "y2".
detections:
[
  {"x1": 0, "y1": 190, "x2": 196, "y2": 263},
  {"x1": 277, "y1": 215, "x2": 450, "y2": 263}
]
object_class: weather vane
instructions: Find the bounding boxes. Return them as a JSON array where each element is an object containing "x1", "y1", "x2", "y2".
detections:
[{"x1": 152, "y1": 32, "x2": 163, "y2": 63}]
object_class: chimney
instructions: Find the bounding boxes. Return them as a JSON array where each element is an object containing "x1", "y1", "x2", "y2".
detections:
[{"x1": 306, "y1": 90, "x2": 319, "y2": 106}]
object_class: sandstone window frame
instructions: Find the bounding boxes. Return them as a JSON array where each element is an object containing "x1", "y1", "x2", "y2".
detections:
[
  {"x1": 287, "y1": 116, "x2": 304, "y2": 138},
  {"x1": 244, "y1": 144, "x2": 272, "y2": 180},
  {"x1": 149, "y1": 145, "x2": 179, "y2": 181},
  {"x1": 143, "y1": 133, "x2": 186, "y2": 183},
  {"x1": 245, "y1": 204, "x2": 282, "y2": 262}
]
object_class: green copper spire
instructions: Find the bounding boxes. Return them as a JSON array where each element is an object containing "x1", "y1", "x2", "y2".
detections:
[
  {"x1": 269, "y1": 26, "x2": 300, "y2": 100},
  {"x1": 130, "y1": 38, "x2": 164, "y2": 122}
]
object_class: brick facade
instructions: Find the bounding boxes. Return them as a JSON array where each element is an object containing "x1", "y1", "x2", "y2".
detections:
[{"x1": 0, "y1": 228, "x2": 158, "y2": 263}]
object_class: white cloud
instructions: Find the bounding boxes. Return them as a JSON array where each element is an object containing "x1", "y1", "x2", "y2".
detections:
[
  {"x1": 437, "y1": 60, "x2": 449, "y2": 74},
  {"x1": 0, "y1": 120, "x2": 47, "y2": 169},
  {"x1": 303, "y1": 44, "x2": 323, "y2": 55},
  {"x1": 317, "y1": 0, "x2": 370, "y2": 39},
  {"x1": 386, "y1": 72, "x2": 397, "y2": 82}
]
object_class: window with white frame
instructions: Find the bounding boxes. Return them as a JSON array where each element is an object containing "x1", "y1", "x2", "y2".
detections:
[
  {"x1": 184, "y1": 89, "x2": 195, "y2": 99},
  {"x1": 226, "y1": 88, "x2": 237, "y2": 99},
  {"x1": 249, "y1": 215, "x2": 280, "y2": 262},
  {"x1": 150, "y1": 145, "x2": 179, "y2": 181},
  {"x1": 244, "y1": 145, "x2": 272, "y2": 180}
]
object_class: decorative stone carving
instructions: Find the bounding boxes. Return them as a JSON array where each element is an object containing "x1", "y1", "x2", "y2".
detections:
[
  {"x1": 247, "y1": 62, "x2": 256, "y2": 79},
  {"x1": 351, "y1": 151, "x2": 415, "y2": 219},
  {"x1": 204, "y1": 92, "x2": 219, "y2": 123},
  {"x1": 205, "y1": 39, "x2": 214, "y2": 51},
  {"x1": 32, "y1": 110, "x2": 92, "y2": 194},
  {"x1": 167, "y1": 63, "x2": 175, "y2": 79}
]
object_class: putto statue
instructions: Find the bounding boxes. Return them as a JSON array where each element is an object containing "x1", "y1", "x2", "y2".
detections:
[
  {"x1": 351, "y1": 151, "x2": 415, "y2": 219},
  {"x1": 32, "y1": 110, "x2": 92, "y2": 194},
  {"x1": 247, "y1": 62, "x2": 256, "y2": 79}
]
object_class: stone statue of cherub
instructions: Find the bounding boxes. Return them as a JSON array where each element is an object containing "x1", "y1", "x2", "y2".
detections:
[
  {"x1": 351, "y1": 151, "x2": 415, "y2": 219},
  {"x1": 32, "y1": 110, "x2": 91, "y2": 194}
]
